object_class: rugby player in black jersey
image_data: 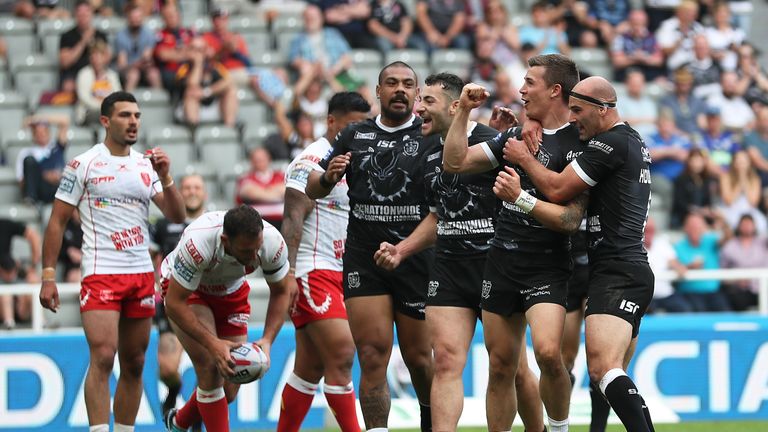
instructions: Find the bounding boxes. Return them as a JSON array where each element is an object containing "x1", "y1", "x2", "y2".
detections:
[
  {"x1": 503, "y1": 76, "x2": 656, "y2": 432},
  {"x1": 305, "y1": 62, "x2": 436, "y2": 432},
  {"x1": 372, "y1": 72, "x2": 547, "y2": 432},
  {"x1": 443, "y1": 54, "x2": 586, "y2": 432}
]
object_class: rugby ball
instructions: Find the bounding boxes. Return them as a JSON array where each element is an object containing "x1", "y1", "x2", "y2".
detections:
[{"x1": 229, "y1": 343, "x2": 269, "y2": 384}]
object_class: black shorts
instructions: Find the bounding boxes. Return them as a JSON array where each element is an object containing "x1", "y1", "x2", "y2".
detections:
[
  {"x1": 584, "y1": 260, "x2": 654, "y2": 338},
  {"x1": 154, "y1": 300, "x2": 173, "y2": 335},
  {"x1": 427, "y1": 254, "x2": 485, "y2": 314},
  {"x1": 566, "y1": 256, "x2": 589, "y2": 312},
  {"x1": 343, "y1": 245, "x2": 434, "y2": 320},
  {"x1": 480, "y1": 246, "x2": 571, "y2": 316}
]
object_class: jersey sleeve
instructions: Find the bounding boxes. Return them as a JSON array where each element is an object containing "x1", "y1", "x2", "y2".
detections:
[
  {"x1": 318, "y1": 126, "x2": 353, "y2": 170},
  {"x1": 55, "y1": 158, "x2": 87, "y2": 206},
  {"x1": 170, "y1": 235, "x2": 210, "y2": 291},
  {"x1": 570, "y1": 136, "x2": 625, "y2": 187},
  {"x1": 286, "y1": 151, "x2": 324, "y2": 193},
  {"x1": 479, "y1": 127, "x2": 519, "y2": 168},
  {"x1": 150, "y1": 169, "x2": 162, "y2": 197},
  {"x1": 259, "y1": 225, "x2": 290, "y2": 283}
]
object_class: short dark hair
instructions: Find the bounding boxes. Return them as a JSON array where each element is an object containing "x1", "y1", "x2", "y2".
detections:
[
  {"x1": 378, "y1": 61, "x2": 416, "y2": 85},
  {"x1": 328, "y1": 92, "x2": 371, "y2": 116},
  {"x1": 424, "y1": 73, "x2": 464, "y2": 100},
  {"x1": 528, "y1": 54, "x2": 580, "y2": 103},
  {"x1": 101, "y1": 91, "x2": 138, "y2": 117},
  {"x1": 76, "y1": 0, "x2": 92, "y2": 9},
  {"x1": 223, "y1": 205, "x2": 264, "y2": 239}
]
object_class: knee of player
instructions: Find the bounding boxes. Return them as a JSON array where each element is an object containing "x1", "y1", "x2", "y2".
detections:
[
  {"x1": 533, "y1": 345, "x2": 564, "y2": 376},
  {"x1": 119, "y1": 352, "x2": 147, "y2": 378},
  {"x1": 356, "y1": 344, "x2": 391, "y2": 371},
  {"x1": 487, "y1": 352, "x2": 518, "y2": 379},
  {"x1": 433, "y1": 344, "x2": 467, "y2": 375},
  {"x1": 89, "y1": 346, "x2": 118, "y2": 372},
  {"x1": 399, "y1": 345, "x2": 434, "y2": 371}
]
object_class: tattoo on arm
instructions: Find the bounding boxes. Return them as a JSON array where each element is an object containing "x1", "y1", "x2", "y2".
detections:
[
  {"x1": 560, "y1": 192, "x2": 589, "y2": 233},
  {"x1": 359, "y1": 382, "x2": 391, "y2": 428}
]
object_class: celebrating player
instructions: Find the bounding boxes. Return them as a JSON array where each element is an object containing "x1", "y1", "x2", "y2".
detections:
[
  {"x1": 39, "y1": 91, "x2": 186, "y2": 432},
  {"x1": 503, "y1": 76, "x2": 656, "y2": 432},
  {"x1": 161, "y1": 205, "x2": 295, "y2": 432},
  {"x1": 306, "y1": 62, "x2": 437, "y2": 431},
  {"x1": 276, "y1": 92, "x2": 370, "y2": 432},
  {"x1": 443, "y1": 54, "x2": 586, "y2": 432}
]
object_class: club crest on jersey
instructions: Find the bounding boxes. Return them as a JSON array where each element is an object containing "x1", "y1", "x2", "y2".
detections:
[
  {"x1": 481, "y1": 280, "x2": 492, "y2": 299},
  {"x1": 141, "y1": 172, "x2": 151, "y2": 186},
  {"x1": 428, "y1": 281, "x2": 439, "y2": 297},
  {"x1": 403, "y1": 140, "x2": 419, "y2": 156},
  {"x1": 536, "y1": 148, "x2": 551, "y2": 167},
  {"x1": 347, "y1": 272, "x2": 360, "y2": 289}
]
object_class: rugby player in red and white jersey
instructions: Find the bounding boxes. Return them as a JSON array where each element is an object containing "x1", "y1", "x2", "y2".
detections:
[
  {"x1": 39, "y1": 91, "x2": 186, "y2": 432},
  {"x1": 161, "y1": 205, "x2": 296, "y2": 432},
  {"x1": 276, "y1": 92, "x2": 370, "y2": 432}
]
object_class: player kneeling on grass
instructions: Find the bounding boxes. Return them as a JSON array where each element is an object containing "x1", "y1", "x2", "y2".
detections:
[{"x1": 162, "y1": 205, "x2": 296, "y2": 432}]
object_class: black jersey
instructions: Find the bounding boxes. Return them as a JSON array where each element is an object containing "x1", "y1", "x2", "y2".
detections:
[
  {"x1": 482, "y1": 123, "x2": 583, "y2": 254},
  {"x1": 571, "y1": 123, "x2": 651, "y2": 262},
  {"x1": 424, "y1": 122, "x2": 500, "y2": 257},
  {"x1": 320, "y1": 114, "x2": 438, "y2": 249},
  {"x1": 150, "y1": 219, "x2": 190, "y2": 258}
]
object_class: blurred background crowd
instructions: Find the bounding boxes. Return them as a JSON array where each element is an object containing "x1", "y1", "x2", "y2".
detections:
[{"x1": 1, "y1": 0, "x2": 768, "y2": 329}]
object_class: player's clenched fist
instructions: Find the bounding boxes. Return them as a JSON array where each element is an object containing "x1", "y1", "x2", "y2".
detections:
[
  {"x1": 459, "y1": 83, "x2": 490, "y2": 110},
  {"x1": 493, "y1": 166, "x2": 523, "y2": 202},
  {"x1": 323, "y1": 152, "x2": 351, "y2": 185}
]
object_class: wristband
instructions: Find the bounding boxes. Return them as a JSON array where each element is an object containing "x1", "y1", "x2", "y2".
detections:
[
  {"x1": 42, "y1": 267, "x2": 56, "y2": 280},
  {"x1": 514, "y1": 190, "x2": 538, "y2": 214},
  {"x1": 162, "y1": 179, "x2": 175, "y2": 188},
  {"x1": 319, "y1": 172, "x2": 335, "y2": 189}
]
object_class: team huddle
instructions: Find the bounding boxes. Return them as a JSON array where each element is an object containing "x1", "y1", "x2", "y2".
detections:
[{"x1": 38, "y1": 55, "x2": 655, "y2": 432}]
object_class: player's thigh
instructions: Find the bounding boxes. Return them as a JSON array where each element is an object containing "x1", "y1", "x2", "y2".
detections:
[
  {"x1": 584, "y1": 313, "x2": 634, "y2": 378},
  {"x1": 170, "y1": 303, "x2": 218, "y2": 366},
  {"x1": 117, "y1": 316, "x2": 153, "y2": 365},
  {"x1": 426, "y1": 306, "x2": 476, "y2": 367},
  {"x1": 346, "y1": 295, "x2": 395, "y2": 356},
  {"x1": 81, "y1": 310, "x2": 121, "y2": 356},
  {"x1": 293, "y1": 327, "x2": 325, "y2": 381},
  {"x1": 526, "y1": 302, "x2": 566, "y2": 355},
  {"x1": 303, "y1": 317, "x2": 357, "y2": 366},
  {"x1": 482, "y1": 311, "x2": 527, "y2": 368},
  {"x1": 394, "y1": 310, "x2": 432, "y2": 363}
]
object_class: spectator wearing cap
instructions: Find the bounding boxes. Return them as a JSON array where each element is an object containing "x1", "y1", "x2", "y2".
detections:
[
  {"x1": 58, "y1": 0, "x2": 108, "y2": 93},
  {"x1": 16, "y1": 114, "x2": 69, "y2": 205},
  {"x1": 699, "y1": 105, "x2": 741, "y2": 173},
  {"x1": 706, "y1": 71, "x2": 756, "y2": 133},
  {"x1": 76, "y1": 40, "x2": 122, "y2": 126},
  {"x1": 0, "y1": 219, "x2": 41, "y2": 329},
  {"x1": 114, "y1": 3, "x2": 161, "y2": 92},
  {"x1": 154, "y1": 2, "x2": 196, "y2": 95},
  {"x1": 659, "y1": 67, "x2": 708, "y2": 136}
]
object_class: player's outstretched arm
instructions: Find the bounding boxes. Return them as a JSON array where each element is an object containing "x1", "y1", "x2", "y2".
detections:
[
  {"x1": 260, "y1": 275, "x2": 297, "y2": 365},
  {"x1": 374, "y1": 212, "x2": 438, "y2": 271},
  {"x1": 39, "y1": 199, "x2": 76, "y2": 312},
  {"x1": 444, "y1": 83, "x2": 495, "y2": 174},
  {"x1": 165, "y1": 277, "x2": 239, "y2": 377},
  {"x1": 281, "y1": 188, "x2": 315, "y2": 272},
  {"x1": 148, "y1": 147, "x2": 186, "y2": 223},
  {"x1": 305, "y1": 152, "x2": 351, "y2": 199},
  {"x1": 493, "y1": 166, "x2": 588, "y2": 234}
]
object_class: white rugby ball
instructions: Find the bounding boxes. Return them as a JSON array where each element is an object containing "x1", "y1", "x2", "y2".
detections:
[{"x1": 229, "y1": 343, "x2": 269, "y2": 384}]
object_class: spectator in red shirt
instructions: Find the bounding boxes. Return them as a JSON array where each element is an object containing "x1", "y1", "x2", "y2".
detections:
[
  {"x1": 154, "y1": 2, "x2": 195, "y2": 94},
  {"x1": 236, "y1": 147, "x2": 285, "y2": 229}
]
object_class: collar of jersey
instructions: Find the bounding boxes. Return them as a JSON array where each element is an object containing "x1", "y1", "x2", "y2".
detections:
[
  {"x1": 542, "y1": 122, "x2": 571, "y2": 135},
  {"x1": 375, "y1": 114, "x2": 416, "y2": 132}
]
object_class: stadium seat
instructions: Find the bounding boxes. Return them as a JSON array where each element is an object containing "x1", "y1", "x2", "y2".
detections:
[
  {"x1": 385, "y1": 49, "x2": 428, "y2": 68},
  {"x1": 199, "y1": 142, "x2": 245, "y2": 173},
  {"x1": 0, "y1": 166, "x2": 19, "y2": 203},
  {"x1": 65, "y1": 127, "x2": 95, "y2": 148},
  {"x1": 351, "y1": 49, "x2": 383, "y2": 68},
  {"x1": 93, "y1": 16, "x2": 126, "y2": 35},
  {"x1": 0, "y1": 92, "x2": 29, "y2": 143},
  {"x1": 12, "y1": 56, "x2": 58, "y2": 105},
  {"x1": 147, "y1": 125, "x2": 193, "y2": 146},
  {"x1": 195, "y1": 124, "x2": 239, "y2": 146},
  {"x1": 184, "y1": 16, "x2": 212, "y2": 33},
  {"x1": 238, "y1": 100, "x2": 269, "y2": 127},
  {"x1": 0, "y1": 17, "x2": 35, "y2": 59},
  {"x1": 144, "y1": 15, "x2": 163, "y2": 32},
  {"x1": 241, "y1": 30, "x2": 271, "y2": 55},
  {"x1": 275, "y1": 32, "x2": 300, "y2": 54},
  {"x1": 251, "y1": 51, "x2": 286, "y2": 68},
  {"x1": 67, "y1": 142, "x2": 97, "y2": 157},
  {"x1": 180, "y1": 0, "x2": 207, "y2": 21},
  {"x1": 135, "y1": 88, "x2": 175, "y2": 131},
  {"x1": 430, "y1": 49, "x2": 473, "y2": 78},
  {"x1": 0, "y1": 203, "x2": 39, "y2": 223},
  {"x1": 3, "y1": 129, "x2": 33, "y2": 166},
  {"x1": 242, "y1": 124, "x2": 277, "y2": 149},
  {"x1": 220, "y1": 177, "x2": 238, "y2": 204},
  {"x1": 38, "y1": 19, "x2": 73, "y2": 62},
  {"x1": 229, "y1": 15, "x2": 268, "y2": 32},
  {"x1": 571, "y1": 48, "x2": 613, "y2": 78},
  {"x1": 162, "y1": 143, "x2": 196, "y2": 176},
  {"x1": 272, "y1": 14, "x2": 303, "y2": 33}
]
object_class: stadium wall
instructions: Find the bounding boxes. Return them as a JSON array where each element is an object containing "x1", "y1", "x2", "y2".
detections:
[{"x1": 2, "y1": 314, "x2": 768, "y2": 430}]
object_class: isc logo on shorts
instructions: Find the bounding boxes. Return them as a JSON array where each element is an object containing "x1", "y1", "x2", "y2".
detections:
[{"x1": 619, "y1": 299, "x2": 639, "y2": 314}]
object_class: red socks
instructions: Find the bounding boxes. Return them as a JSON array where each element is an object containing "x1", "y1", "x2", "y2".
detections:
[
  {"x1": 277, "y1": 373, "x2": 318, "y2": 432},
  {"x1": 324, "y1": 382, "x2": 361, "y2": 432},
  {"x1": 176, "y1": 387, "x2": 228, "y2": 432}
]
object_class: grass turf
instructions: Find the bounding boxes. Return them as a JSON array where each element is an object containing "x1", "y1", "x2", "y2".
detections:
[{"x1": 261, "y1": 422, "x2": 768, "y2": 432}]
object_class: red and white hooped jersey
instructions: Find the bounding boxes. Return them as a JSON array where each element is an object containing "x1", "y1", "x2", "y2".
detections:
[
  {"x1": 160, "y1": 211, "x2": 289, "y2": 296},
  {"x1": 284, "y1": 137, "x2": 349, "y2": 278},
  {"x1": 56, "y1": 143, "x2": 161, "y2": 277}
]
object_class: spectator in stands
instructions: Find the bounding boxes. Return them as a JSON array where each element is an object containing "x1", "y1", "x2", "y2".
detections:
[
  {"x1": 16, "y1": 114, "x2": 69, "y2": 206},
  {"x1": 671, "y1": 149, "x2": 719, "y2": 229},
  {"x1": 647, "y1": 110, "x2": 691, "y2": 207},
  {"x1": 114, "y1": 3, "x2": 161, "y2": 92},
  {"x1": 59, "y1": 0, "x2": 108, "y2": 93},
  {"x1": 236, "y1": 147, "x2": 285, "y2": 229},
  {"x1": 581, "y1": 0, "x2": 631, "y2": 47},
  {"x1": 318, "y1": 0, "x2": 376, "y2": 49},
  {"x1": 744, "y1": 107, "x2": 768, "y2": 185},
  {"x1": 154, "y1": 2, "x2": 195, "y2": 95},
  {"x1": 58, "y1": 215, "x2": 82, "y2": 283},
  {"x1": 707, "y1": 71, "x2": 756, "y2": 132},
  {"x1": 659, "y1": 67, "x2": 708, "y2": 136},
  {"x1": 474, "y1": 71, "x2": 523, "y2": 125},
  {"x1": 518, "y1": 1, "x2": 570, "y2": 56},
  {"x1": 719, "y1": 150, "x2": 767, "y2": 234},
  {"x1": 76, "y1": 40, "x2": 122, "y2": 126},
  {"x1": 646, "y1": 216, "x2": 691, "y2": 313},
  {"x1": 734, "y1": 43, "x2": 768, "y2": 109},
  {"x1": 700, "y1": 106, "x2": 740, "y2": 173},
  {"x1": 14, "y1": 0, "x2": 70, "y2": 19},
  {"x1": 686, "y1": 35, "x2": 723, "y2": 100},
  {"x1": 0, "y1": 219, "x2": 40, "y2": 329},
  {"x1": 610, "y1": 9, "x2": 665, "y2": 82},
  {"x1": 289, "y1": 6, "x2": 368, "y2": 97},
  {"x1": 468, "y1": 32, "x2": 502, "y2": 90},
  {"x1": 656, "y1": 0, "x2": 704, "y2": 71},
  {"x1": 295, "y1": 78, "x2": 330, "y2": 139},
  {"x1": 175, "y1": 36, "x2": 238, "y2": 128},
  {"x1": 413, "y1": 0, "x2": 472, "y2": 53},
  {"x1": 618, "y1": 68, "x2": 658, "y2": 137},
  {"x1": 264, "y1": 101, "x2": 317, "y2": 161},
  {"x1": 720, "y1": 214, "x2": 767, "y2": 311},
  {"x1": 674, "y1": 212, "x2": 732, "y2": 312},
  {"x1": 549, "y1": 0, "x2": 594, "y2": 47},
  {"x1": 367, "y1": 0, "x2": 417, "y2": 54},
  {"x1": 475, "y1": 0, "x2": 521, "y2": 72},
  {"x1": 643, "y1": 0, "x2": 677, "y2": 33},
  {"x1": 705, "y1": 2, "x2": 744, "y2": 72}
]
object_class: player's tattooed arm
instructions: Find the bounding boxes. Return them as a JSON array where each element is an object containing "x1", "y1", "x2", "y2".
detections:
[
  {"x1": 559, "y1": 192, "x2": 589, "y2": 233},
  {"x1": 359, "y1": 383, "x2": 391, "y2": 428},
  {"x1": 281, "y1": 188, "x2": 315, "y2": 272}
]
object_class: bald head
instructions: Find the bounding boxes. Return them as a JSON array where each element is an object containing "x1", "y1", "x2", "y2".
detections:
[{"x1": 573, "y1": 76, "x2": 617, "y2": 104}]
